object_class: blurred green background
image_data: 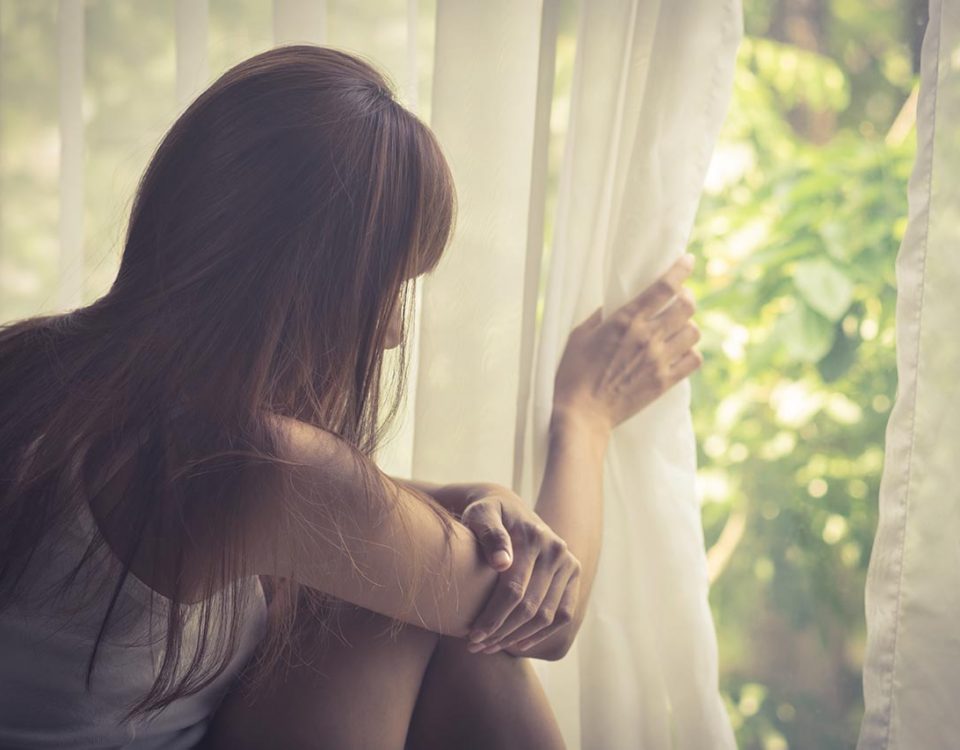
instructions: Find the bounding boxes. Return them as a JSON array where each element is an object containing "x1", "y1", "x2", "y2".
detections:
[
  {"x1": 0, "y1": 2, "x2": 926, "y2": 748},
  {"x1": 687, "y1": 2, "x2": 923, "y2": 748}
]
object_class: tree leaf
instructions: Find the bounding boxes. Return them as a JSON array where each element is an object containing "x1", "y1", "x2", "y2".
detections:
[
  {"x1": 793, "y1": 258, "x2": 854, "y2": 321},
  {"x1": 777, "y1": 303, "x2": 836, "y2": 363},
  {"x1": 817, "y1": 325, "x2": 861, "y2": 382}
]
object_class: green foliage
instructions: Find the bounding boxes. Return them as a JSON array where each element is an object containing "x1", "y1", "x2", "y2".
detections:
[
  {"x1": 688, "y1": 3, "x2": 918, "y2": 747},
  {"x1": 745, "y1": 37, "x2": 851, "y2": 113}
]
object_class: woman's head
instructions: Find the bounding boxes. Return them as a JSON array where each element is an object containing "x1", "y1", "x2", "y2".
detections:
[
  {"x1": 0, "y1": 44, "x2": 458, "y2": 719},
  {"x1": 102, "y1": 43, "x2": 456, "y2": 439}
]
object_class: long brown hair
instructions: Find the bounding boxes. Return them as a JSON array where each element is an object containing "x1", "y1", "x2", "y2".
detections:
[{"x1": 0, "y1": 44, "x2": 458, "y2": 720}]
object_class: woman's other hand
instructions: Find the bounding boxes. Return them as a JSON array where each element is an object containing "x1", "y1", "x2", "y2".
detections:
[
  {"x1": 457, "y1": 483, "x2": 581, "y2": 655},
  {"x1": 552, "y1": 252, "x2": 702, "y2": 432}
]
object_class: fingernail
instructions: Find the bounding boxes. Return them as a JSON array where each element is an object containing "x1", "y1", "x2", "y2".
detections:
[
  {"x1": 483, "y1": 645, "x2": 502, "y2": 654},
  {"x1": 492, "y1": 550, "x2": 511, "y2": 567},
  {"x1": 467, "y1": 643, "x2": 484, "y2": 653},
  {"x1": 469, "y1": 630, "x2": 486, "y2": 643}
]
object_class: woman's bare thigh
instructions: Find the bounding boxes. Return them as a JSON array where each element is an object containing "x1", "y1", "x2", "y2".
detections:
[{"x1": 203, "y1": 601, "x2": 440, "y2": 750}]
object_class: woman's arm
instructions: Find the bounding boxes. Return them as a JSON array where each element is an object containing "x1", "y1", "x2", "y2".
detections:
[
  {"x1": 473, "y1": 254, "x2": 702, "y2": 659},
  {"x1": 391, "y1": 410, "x2": 609, "y2": 661},
  {"x1": 391, "y1": 475, "x2": 589, "y2": 661},
  {"x1": 500, "y1": 408, "x2": 608, "y2": 658},
  {"x1": 462, "y1": 407, "x2": 608, "y2": 660},
  {"x1": 249, "y1": 414, "x2": 559, "y2": 640}
]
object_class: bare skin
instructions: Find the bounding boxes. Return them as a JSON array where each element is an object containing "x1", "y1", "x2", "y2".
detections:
[{"x1": 202, "y1": 586, "x2": 565, "y2": 750}]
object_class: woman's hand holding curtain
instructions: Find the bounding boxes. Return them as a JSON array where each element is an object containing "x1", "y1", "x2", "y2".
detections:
[{"x1": 552, "y1": 252, "x2": 702, "y2": 432}]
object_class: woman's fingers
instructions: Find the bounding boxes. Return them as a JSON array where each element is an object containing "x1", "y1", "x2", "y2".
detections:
[
  {"x1": 460, "y1": 498, "x2": 515, "y2": 571},
  {"x1": 467, "y1": 549, "x2": 563, "y2": 652},
  {"x1": 614, "y1": 254, "x2": 694, "y2": 323},
  {"x1": 467, "y1": 536, "x2": 540, "y2": 642},
  {"x1": 668, "y1": 349, "x2": 704, "y2": 382},
  {"x1": 480, "y1": 561, "x2": 578, "y2": 653},
  {"x1": 512, "y1": 574, "x2": 581, "y2": 653},
  {"x1": 651, "y1": 287, "x2": 696, "y2": 336},
  {"x1": 662, "y1": 321, "x2": 701, "y2": 364}
]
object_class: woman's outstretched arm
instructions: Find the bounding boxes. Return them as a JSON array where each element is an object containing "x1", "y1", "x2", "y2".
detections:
[
  {"x1": 472, "y1": 254, "x2": 702, "y2": 658},
  {"x1": 391, "y1": 467, "x2": 599, "y2": 661},
  {"x1": 461, "y1": 407, "x2": 608, "y2": 660},
  {"x1": 383, "y1": 415, "x2": 608, "y2": 662}
]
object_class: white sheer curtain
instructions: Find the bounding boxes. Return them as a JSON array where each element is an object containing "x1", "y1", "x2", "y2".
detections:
[
  {"x1": 859, "y1": 1, "x2": 960, "y2": 747},
  {"x1": 381, "y1": 0, "x2": 742, "y2": 747},
  {"x1": 522, "y1": 2, "x2": 741, "y2": 746}
]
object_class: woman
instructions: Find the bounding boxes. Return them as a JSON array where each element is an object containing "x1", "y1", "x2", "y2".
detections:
[{"x1": 0, "y1": 45, "x2": 701, "y2": 749}]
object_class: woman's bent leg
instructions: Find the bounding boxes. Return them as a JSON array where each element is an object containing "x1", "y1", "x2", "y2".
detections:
[
  {"x1": 203, "y1": 603, "x2": 441, "y2": 750},
  {"x1": 204, "y1": 595, "x2": 565, "y2": 750},
  {"x1": 405, "y1": 636, "x2": 566, "y2": 750}
]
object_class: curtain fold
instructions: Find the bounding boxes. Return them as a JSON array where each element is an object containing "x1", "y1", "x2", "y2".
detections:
[
  {"x1": 522, "y1": 2, "x2": 741, "y2": 747},
  {"x1": 859, "y1": 1, "x2": 960, "y2": 747},
  {"x1": 386, "y1": 0, "x2": 743, "y2": 746},
  {"x1": 404, "y1": 0, "x2": 546, "y2": 488}
]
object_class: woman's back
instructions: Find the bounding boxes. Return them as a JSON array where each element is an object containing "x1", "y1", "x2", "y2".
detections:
[{"x1": 0, "y1": 490, "x2": 268, "y2": 749}]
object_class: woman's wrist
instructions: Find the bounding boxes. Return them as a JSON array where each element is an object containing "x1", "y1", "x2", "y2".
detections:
[{"x1": 549, "y1": 403, "x2": 612, "y2": 451}]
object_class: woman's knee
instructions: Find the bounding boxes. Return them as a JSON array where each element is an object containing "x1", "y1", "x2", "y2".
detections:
[
  {"x1": 406, "y1": 635, "x2": 566, "y2": 750},
  {"x1": 204, "y1": 603, "x2": 442, "y2": 750}
]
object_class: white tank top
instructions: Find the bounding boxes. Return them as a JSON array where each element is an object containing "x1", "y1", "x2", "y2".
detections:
[{"x1": 0, "y1": 488, "x2": 269, "y2": 748}]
